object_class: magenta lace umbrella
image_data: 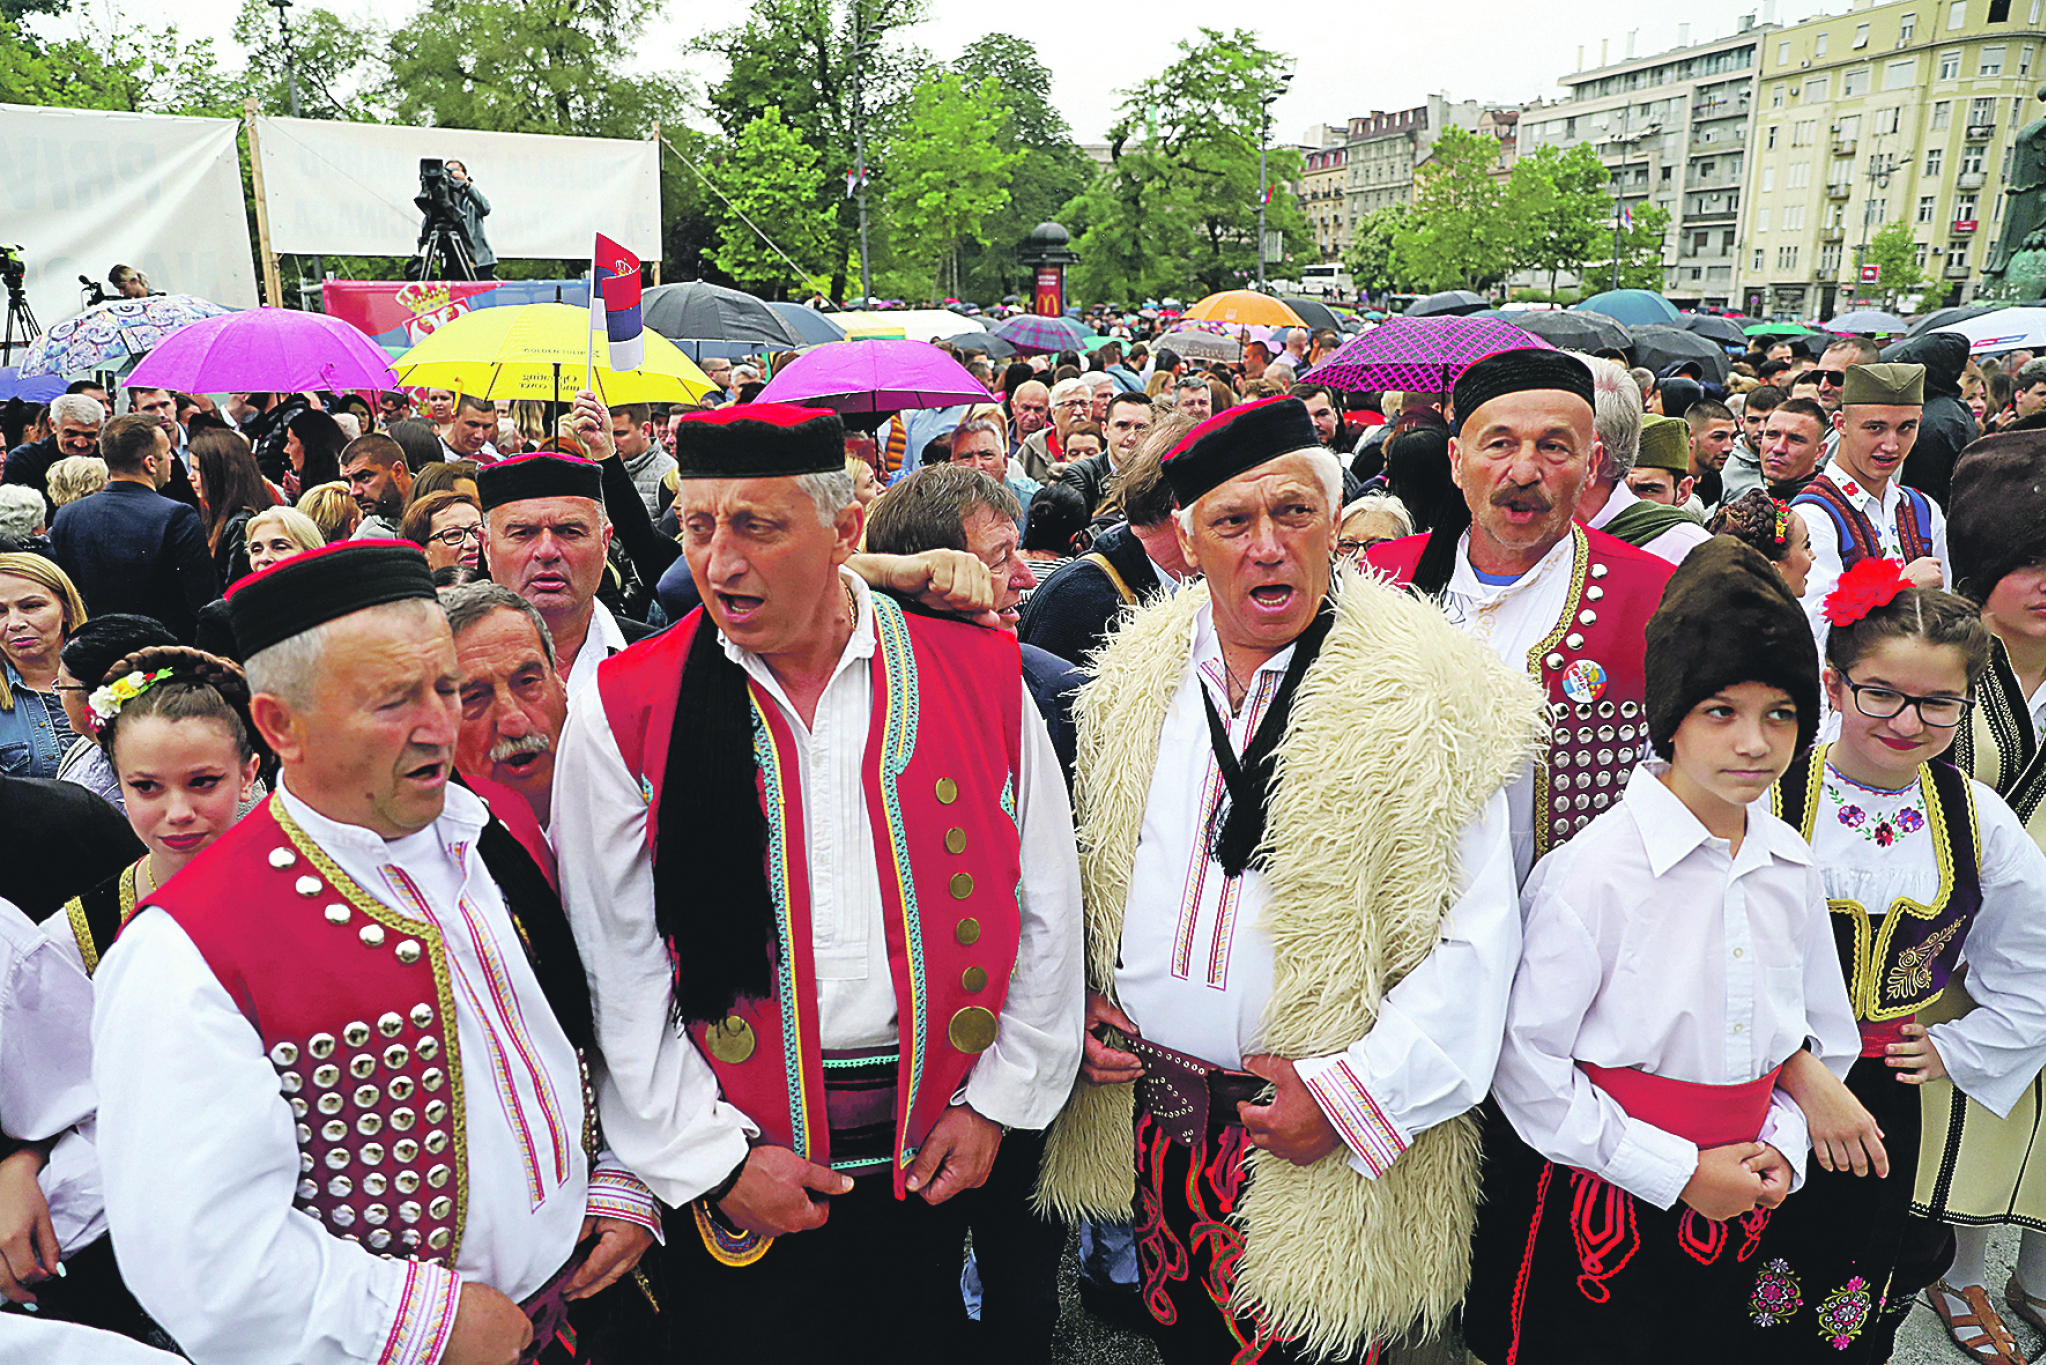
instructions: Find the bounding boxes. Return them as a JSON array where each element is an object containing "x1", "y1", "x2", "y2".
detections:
[
  {"x1": 1302, "y1": 315, "x2": 1551, "y2": 393},
  {"x1": 755, "y1": 339, "x2": 989, "y2": 414}
]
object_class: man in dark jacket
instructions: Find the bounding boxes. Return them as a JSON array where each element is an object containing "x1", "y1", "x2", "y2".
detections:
[
  {"x1": 1888, "y1": 331, "x2": 1978, "y2": 506},
  {"x1": 4, "y1": 393, "x2": 105, "y2": 520},
  {"x1": 48, "y1": 415, "x2": 218, "y2": 641}
]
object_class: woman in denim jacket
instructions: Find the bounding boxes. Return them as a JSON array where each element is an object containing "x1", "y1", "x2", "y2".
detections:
[{"x1": 0, "y1": 553, "x2": 88, "y2": 779}]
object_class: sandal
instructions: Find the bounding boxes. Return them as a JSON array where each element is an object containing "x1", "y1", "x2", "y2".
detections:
[
  {"x1": 1929, "y1": 1280, "x2": 2030, "y2": 1365},
  {"x1": 2009, "y1": 1274, "x2": 2046, "y2": 1339}
]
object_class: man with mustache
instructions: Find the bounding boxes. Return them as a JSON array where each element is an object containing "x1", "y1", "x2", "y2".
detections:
[
  {"x1": 1788, "y1": 362, "x2": 1950, "y2": 645},
  {"x1": 1041, "y1": 396, "x2": 1541, "y2": 1362},
  {"x1": 93, "y1": 540, "x2": 660, "y2": 1365},
  {"x1": 1369, "y1": 349, "x2": 1675, "y2": 880},
  {"x1": 446, "y1": 581, "x2": 569, "y2": 847}
]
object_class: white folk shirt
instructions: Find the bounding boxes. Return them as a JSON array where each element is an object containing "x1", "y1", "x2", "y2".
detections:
[
  {"x1": 1584, "y1": 483, "x2": 1713, "y2": 567},
  {"x1": 1114, "y1": 601, "x2": 1521, "y2": 1180},
  {"x1": 1792, "y1": 457, "x2": 1952, "y2": 651},
  {"x1": 552, "y1": 570, "x2": 1085, "y2": 1207},
  {"x1": 92, "y1": 782, "x2": 636, "y2": 1365},
  {"x1": 1435, "y1": 530, "x2": 1576, "y2": 883},
  {"x1": 564, "y1": 598, "x2": 629, "y2": 701},
  {"x1": 1803, "y1": 760, "x2": 2046, "y2": 1117},
  {"x1": 1495, "y1": 763, "x2": 1861, "y2": 1210},
  {"x1": 0, "y1": 899, "x2": 104, "y2": 1255}
]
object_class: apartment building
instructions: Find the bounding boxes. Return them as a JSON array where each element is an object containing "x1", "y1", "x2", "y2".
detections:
[
  {"x1": 1298, "y1": 125, "x2": 1349, "y2": 262},
  {"x1": 1738, "y1": 0, "x2": 2046, "y2": 315},
  {"x1": 1517, "y1": 23, "x2": 1775, "y2": 306},
  {"x1": 1340, "y1": 97, "x2": 1483, "y2": 248}
]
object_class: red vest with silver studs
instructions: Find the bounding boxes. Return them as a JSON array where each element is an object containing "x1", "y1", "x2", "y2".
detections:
[
  {"x1": 596, "y1": 595, "x2": 1024, "y2": 1198},
  {"x1": 144, "y1": 794, "x2": 468, "y2": 1265},
  {"x1": 1368, "y1": 523, "x2": 1675, "y2": 860}
]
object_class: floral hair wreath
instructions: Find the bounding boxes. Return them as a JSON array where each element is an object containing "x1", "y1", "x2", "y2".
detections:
[
  {"x1": 84, "y1": 669, "x2": 173, "y2": 738},
  {"x1": 1823, "y1": 556, "x2": 1913, "y2": 627},
  {"x1": 1772, "y1": 498, "x2": 1792, "y2": 549}
]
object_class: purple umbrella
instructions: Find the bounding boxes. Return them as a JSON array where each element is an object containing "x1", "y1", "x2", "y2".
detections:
[
  {"x1": 755, "y1": 340, "x2": 991, "y2": 414},
  {"x1": 1302, "y1": 316, "x2": 1550, "y2": 393},
  {"x1": 126, "y1": 307, "x2": 399, "y2": 393},
  {"x1": 0, "y1": 367, "x2": 65, "y2": 403},
  {"x1": 989, "y1": 313, "x2": 1091, "y2": 355}
]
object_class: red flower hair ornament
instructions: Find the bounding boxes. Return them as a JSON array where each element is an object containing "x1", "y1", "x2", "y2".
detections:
[{"x1": 1823, "y1": 557, "x2": 1913, "y2": 627}]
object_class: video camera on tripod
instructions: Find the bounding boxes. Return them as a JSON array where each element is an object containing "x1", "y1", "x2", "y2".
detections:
[
  {"x1": 407, "y1": 158, "x2": 478, "y2": 283},
  {"x1": 1, "y1": 246, "x2": 37, "y2": 364}
]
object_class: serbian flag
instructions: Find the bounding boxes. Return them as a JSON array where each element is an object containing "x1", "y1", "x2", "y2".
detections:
[{"x1": 591, "y1": 234, "x2": 644, "y2": 371}]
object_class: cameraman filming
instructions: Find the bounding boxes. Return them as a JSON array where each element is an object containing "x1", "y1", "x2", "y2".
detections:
[{"x1": 444, "y1": 160, "x2": 496, "y2": 278}]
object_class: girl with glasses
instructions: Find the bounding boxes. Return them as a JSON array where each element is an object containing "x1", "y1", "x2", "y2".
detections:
[{"x1": 1744, "y1": 559, "x2": 2046, "y2": 1365}]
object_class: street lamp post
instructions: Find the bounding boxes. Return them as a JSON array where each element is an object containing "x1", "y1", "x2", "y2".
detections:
[
  {"x1": 1852, "y1": 138, "x2": 1893, "y2": 310},
  {"x1": 851, "y1": 17, "x2": 877, "y2": 308},
  {"x1": 268, "y1": 0, "x2": 324, "y2": 293},
  {"x1": 1256, "y1": 74, "x2": 1292, "y2": 291},
  {"x1": 1606, "y1": 118, "x2": 1660, "y2": 292}
]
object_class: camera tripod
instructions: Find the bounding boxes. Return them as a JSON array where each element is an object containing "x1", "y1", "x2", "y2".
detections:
[
  {"x1": 2, "y1": 278, "x2": 38, "y2": 367},
  {"x1": 407, "y1": 214, "x2": 478, "y2": 283}
]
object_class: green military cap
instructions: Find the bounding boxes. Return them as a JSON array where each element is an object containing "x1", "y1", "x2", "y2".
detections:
[
  {"x1": 1841, "y1": 362, "x2": 1925, "y2": 407},
  {"x1": 1636, "y1": 414, "x2": 1691, "y2": 472}
]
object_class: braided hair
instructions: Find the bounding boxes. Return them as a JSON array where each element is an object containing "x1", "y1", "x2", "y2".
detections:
[
  {"x1": 95, "y1": 645, "x2": 264, "y2": 767},
  {"x1": 1707, "y1": 488, "x2": 1795, "y2": 564}
]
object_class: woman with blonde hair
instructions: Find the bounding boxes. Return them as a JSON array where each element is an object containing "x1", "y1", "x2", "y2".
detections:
[
  {"x1": 0, "y1": 552, "x2": 88, "y2": 778},
  {"x1": 193, "y1": 505, "x2": 325, "y2": 658},
  {"x1": 45, "y1": 455, "x2": 108, "y2": 507},
  {"x1": 294, "y1": 480, "x2": 360, "y2": 543}
]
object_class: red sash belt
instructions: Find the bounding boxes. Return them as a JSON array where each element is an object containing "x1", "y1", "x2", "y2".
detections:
[
  {"x1": 1858, "y1": 1019, "x2": 1911, "y2": 1059},
  {"x1": 1580, "y1": 1062, "x2": 1783, "y2": 1148}
]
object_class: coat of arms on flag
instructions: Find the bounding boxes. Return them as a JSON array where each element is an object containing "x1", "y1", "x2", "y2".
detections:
[{"x1": 591, "y1": 234, "x2": 645, "y2": 371}]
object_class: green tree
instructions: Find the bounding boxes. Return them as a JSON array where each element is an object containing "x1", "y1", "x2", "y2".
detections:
[
  {"x1": 0, "y1": 15, "x2": 234, "y2": 115},
  {"x1": 1343, "y1": 205, "x2": 1414, "y2": 294},
  {"x1": 385, "y1": 0, "x2": 686, "y2": 138},
  {"x1": 1393, "y1": 125, "x2": 1514, "y2": 292},
  {"x1": 883, "y1": 74, "x2": 1020, "y2": 301},
  {"x1": 1067, "y1": 28, "x2": 1306, "y2": 301},
  {"x1": 1861, "y1": 219, "x2": 1925, "y2": 300},
  {"x1": 1611, "y1": 202, "x2": 1673, "y2": 291},
  {"x1": 1508, "y1": 142, "x2": 1611, "y2": 297},
  {"x1": 232, "y1": 0, "x2": 387, "y2": 120},
  {"x1": 707, "y1": 106, "x2": 837, "y2": 297},
  {"x1": 951, "y1": 34, "x2": 1091, "y2": 303}
]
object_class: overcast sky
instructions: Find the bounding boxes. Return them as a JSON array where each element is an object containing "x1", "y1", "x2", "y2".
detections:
[{"x1": 91, "y1": 0, "x2": 1847, "y2": 144}]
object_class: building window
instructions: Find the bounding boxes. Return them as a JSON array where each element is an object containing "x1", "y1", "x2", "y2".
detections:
[
  {"x1": 2025, "y1": 44, "x2": 2038, "y2": 73},
  {"x1": 1958, "y1": 194, "x2": 1979, "y2": 218},
  {"x1": 1763, "y1": 165, "x2": 1777, "y2": 190},
  {"x1": 1981, "y1": 45, "x2": 2007, "y2": 75},
  {"x1": 1855, "y1": 22, "x2": 1871, "y2": 46},
  {"x1": 1820, "y1": 243, "x2": 1844, "y2": 271},
  {"x1": 1970, "y1": 96, "x2": 1997, "y2": 126},
  {"x1": 1772, "y1": 82, "x2": 1786, "y2": 108},
  {"x1": 1806, "y1": 76, "x2": 1830, "y2": 102},
  {"x1": 1767, "y1": 125, "x2": 1780, "y2": 149},
  {"x1": 1950, "y1": 0, "x2": 1968, "y2": 29},
  {"x1": 1874, "y1": 108, "x2": 1902, "y2": 135},
  {"x1": 1758, "y1": 207, "x2": 1772, "y2": 232},
  {"x1": 1920, "y1": 194, "x2": 1940, "y2": 222},
  {"x1": 1927, "y1": 147, "x2": 1945, "y2": 175},
  {"x1": 1754, "y1": 248, "x2": 1767, "y2": 270},
  {"x1": 1778, "y1": 244, "x2": 1801, "y2": 270},
  {"x1": 1903, "y1": 11, "x2": 1919, "y2": 39},
  {"x1": 1789, "y1": 162, "x2": 1813, "y2": 188},
  {"x1": 1991, "y1": 0, "x2": 2012, "y2": 16},
  {"x1": 1844, "y1": 67, "x2": 1872, "y2": 96},
  {"x1": 1939, "y1": 50, "x2": 1962, "y2": 78},
  {"x1": 1865, "y1": 196, "x2": 1889, "y2": 223},
  {"x1": 1786, "y1": 204, "x2": 1809, "y2": 229},
  {"x1": 1916, "y1": 242, "x2": 1932, "y2": 267},
  {"x1": 1779, "y1": 40, "x2": 1792, "y2": 65},
  {"x1": 1885, "y1": 58, "x2": 1918, "y2": 89},
  {"x1": 1933, "y1": 101, "x2": 1952, "y2": 130},
  {"x1": 1793, "y1": 120, "x2": 1817, "y2": 146},
  {"x1": 1724, "y1": 229, "x2": 1738, "y2": 249},
  {"x1": 1817, "y1": 33, "x2": 1831, "y2": 58}
]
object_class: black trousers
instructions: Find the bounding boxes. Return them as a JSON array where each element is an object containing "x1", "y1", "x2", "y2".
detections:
[
  {"x1": 962, "y1": 1126, "x2": 1067, "y2": 1365},
  {"x1": 654, "y1": 1174, "x2": 970, "y2": 1357},
  {"x1": 0, "y1": 1233, "x2": 178, "y2": 1352}
]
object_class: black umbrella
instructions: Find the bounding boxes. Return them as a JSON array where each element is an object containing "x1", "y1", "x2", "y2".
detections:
[
  {"x1": 1676, "y1": 313, "x2": 1749, "y2": 351},
  {"x1": 1511, "y1": 310, "x2": 1630, "y2": 353},
  {"x1": 955, "y1": 332, "x2": 1017, "y2": 360},
  {"x1": 642, "y1": 281, "x2": 807, "y2": 362},
  {"x1": 1626, "y1": 324, "x2": 1731, "y2": 385},
  {"x1": 1405, "y1": 290, "x2": 1489, "y2": 317},
  {"x1": 1904, "y1": 303, "x2": 1999, "y2": 338},
  {"x1": 1273, "y1": 296, "x2": 1342, "y2": 331}
]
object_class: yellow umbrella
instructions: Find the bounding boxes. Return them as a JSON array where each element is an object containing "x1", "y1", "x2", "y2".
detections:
[
  {"x1": 391, "y1": 302, "x2": 718, "y2": 404},
  {"x1": 1181, "y1": 291, "x2": 1308, "y2": 328}
]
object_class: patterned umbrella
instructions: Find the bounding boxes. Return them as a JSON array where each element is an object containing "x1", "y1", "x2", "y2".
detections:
[
  {"x1": 18, "y1": 294, "x2": 233, "y2": 376},
  {"x1": 990, "y1": 313, "x2": 1091, "y2": 354},
  {"x1": 755, "y1": 340, "x2": 988, "y2": 414},
  {"x1": 1156, "y1": 328, "x2": 1243, "y2": 364},
  {"x1": 1301, "y1": 316, "x2": 1549, "y2": 393},
  {"x1": 127, "y1": 307, "x2": 401, "y2": 394}
]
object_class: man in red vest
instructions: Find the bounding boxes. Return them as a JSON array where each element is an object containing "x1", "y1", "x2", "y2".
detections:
[
  {"x1": 1368, "y1": 349, "x2": 1675, "y2": 880},
  {"x1": 551, "y1": 403, "x2": 1084, "y2": 1355}
]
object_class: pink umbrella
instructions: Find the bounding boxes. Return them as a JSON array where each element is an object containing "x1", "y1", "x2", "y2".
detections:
[
  {"x1": 755, "y1": 340, "x2": 991, "y2": 414},
  {"x1": 126, "y1": 306, "x2": 400, "y2": 393}
]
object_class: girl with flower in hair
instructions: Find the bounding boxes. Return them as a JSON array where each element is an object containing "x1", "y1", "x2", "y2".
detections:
[
  {"x1": 54, "y1": 646, "x2": 265, "y2": 977},
  {"x1": 1746, "y1": 557, "x2": 2046, "y2": 1365}
]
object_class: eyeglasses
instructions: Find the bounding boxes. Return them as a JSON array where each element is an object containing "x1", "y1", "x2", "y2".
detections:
[
  {"x1": 1335, "y1": 536, "x2": 1394, "y2": 557},
  {"x1": 1054, "y1": 399, "x2": 1090, "y2": 411},
  {"x1": 429, "y1": 524, "x2": 485, "y2": 547},
  {"x1": 1813, "y1": 369, "x2": 1847, "y2": 386},
  {"x1": 1837, "y1": 669, "x2": 1974, "y2": 728},
  {"x1": 51, "y1": 683, "x2": 88, "y2": 694}
]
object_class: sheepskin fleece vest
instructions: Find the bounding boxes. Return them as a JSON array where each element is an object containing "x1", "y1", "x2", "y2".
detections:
[{"x1": 1037, "y1": 569, "x2": 1546, "y2": 1358}]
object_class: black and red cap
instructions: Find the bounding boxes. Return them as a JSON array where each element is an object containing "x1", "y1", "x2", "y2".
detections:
[
  {"x1": 1160, "y1": 396, "x2": 1321, "y2": 506},
  {"x1": 476, "y1": 452, "x2": 604, "y2": 512},
  {"x1": 1450, "y1": 348, "x2": 1593, "y2": 432},
  {"x1": 673, "y1": 402, "x2": 845, "y2": 480},
  {"x1": 225, "y1": 539, "x2": 437, "y2": 660}
]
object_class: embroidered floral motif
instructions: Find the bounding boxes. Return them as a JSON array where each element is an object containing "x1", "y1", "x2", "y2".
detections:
[
  {"x1": 1814, "y1": 1276, "x2": 1874, "y2": 1350},
  {"x1": 1825, "y1": 779, "x2": 1926, "y2": 847},
  {"x1": 1751, "y1": 1258, "x2": 1803, "y2": 1328}
]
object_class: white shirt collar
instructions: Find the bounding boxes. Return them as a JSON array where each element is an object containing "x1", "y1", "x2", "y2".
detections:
[
  {"x1": 276, "y1": 776, "x2": 487, "y2": 859},
  {"x1": 1821, "y1": 457, "x2": 1899, "y2": 510},
  {"x1": 1448, "y1": 526, "x2": 1577, "y2": 603},
  {"x1": 1585, "y1": 483, "x2": 1639, "y2": 533},
  {"x1": 1623, "y1": 761, "x2": 1811, "y2": 878},
  {"x1": 718, "y1": 568, "x2": 876, "y2": 712},
  {"x1": 1188, "y1": 599, "x2": 1296, "y2": 712}
]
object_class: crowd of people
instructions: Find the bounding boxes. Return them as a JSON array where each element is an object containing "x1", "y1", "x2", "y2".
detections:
[{"x1": 0, "y1": 317, "x2": 2042, "y2": 1365}]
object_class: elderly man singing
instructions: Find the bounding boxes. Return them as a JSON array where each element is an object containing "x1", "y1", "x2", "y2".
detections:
[{"x1": 1039, "y1": 398, "x2": 1544, "y2": 1363}]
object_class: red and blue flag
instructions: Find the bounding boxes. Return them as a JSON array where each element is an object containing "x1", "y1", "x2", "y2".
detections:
[{"x1": 591, "y1": 234, "x2": 644, "y2": 371}]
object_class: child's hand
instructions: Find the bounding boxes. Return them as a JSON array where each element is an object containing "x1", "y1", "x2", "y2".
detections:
[
  {"x1": 1779, "y1": 1049, "x2": 1889, "y2": 1177},
  {"x1": 1887, "y1": 1023, "x2": 1949, "y2": 1084},
  {"x1": 1680, "y1": 1142, "x2": 1767, "y2": 1221},
  {"x1": 1745, "y1": 1143, "x2": 1795, "y2": 1208}
]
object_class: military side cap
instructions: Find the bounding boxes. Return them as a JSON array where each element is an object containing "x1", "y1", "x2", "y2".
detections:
[
  {"x1": 476, "y1": 452, "x2": 604, "y2": 512},
  {"x1": 1160, "y1": 396, "x2": 1321, "y2": 505},
  {"x1": 226, "y1": 540, "x2": 437, "y2": 660},
  {"x1": 1636, "y1": 415, "x2": 1691, "y2": 472},
  {"x1": 1842, "y1": 362, "x2": 1925, "y2": 407},
  {"x1": 673, "y1": 403, "x2": 845, "y2": 479}
]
